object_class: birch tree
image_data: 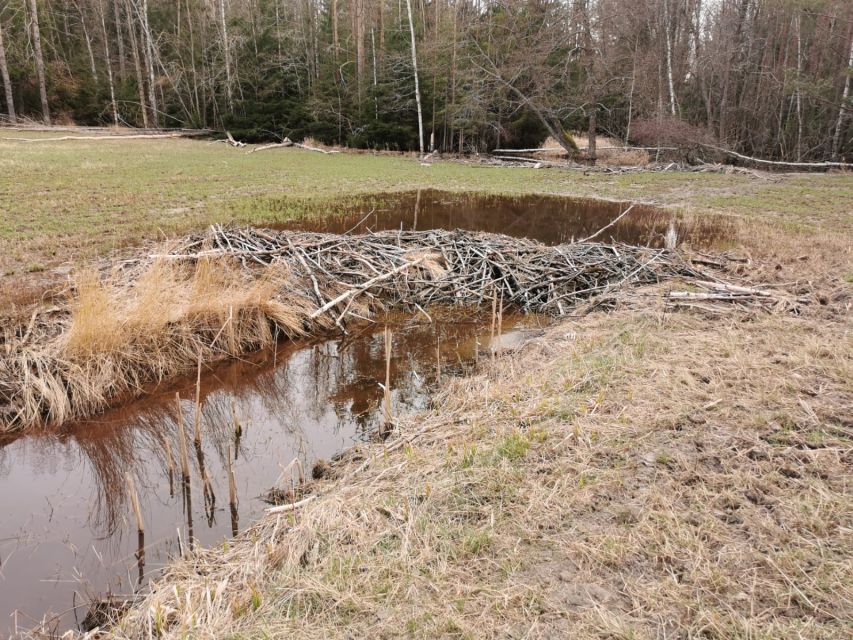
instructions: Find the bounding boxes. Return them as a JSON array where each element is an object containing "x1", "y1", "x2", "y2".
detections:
[
  {"x1": 28, "y1": 0, "x2": 51, "y2": 125},
  {"x1": 831, "y1": 34, "x2": 853, "y2": 159},
  {"x1": 0, "y1": 16, "x2": 15, "y2": 124},
  {"x1": 405, "y1": 0, "x2": 424, "y2": 153}
]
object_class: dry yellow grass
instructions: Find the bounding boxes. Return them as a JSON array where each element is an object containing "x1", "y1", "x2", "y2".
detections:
[
  {"x1": 2, "y1": 256, "x2": 317, "y2": 429},
  {"x1": 538, "y1": 135, "x2": 650, "y2": 166}
]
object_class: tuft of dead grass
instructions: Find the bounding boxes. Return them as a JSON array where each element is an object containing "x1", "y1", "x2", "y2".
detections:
[
  {"x1": 1, "y1": 256, "x2": 318, "y2": 429},
  {"x1": 538, "y1": 135, "x2": 651, "y2": 166},
  {"x1": 97, "y1": 306, "x2": 851, "y2": 639}
]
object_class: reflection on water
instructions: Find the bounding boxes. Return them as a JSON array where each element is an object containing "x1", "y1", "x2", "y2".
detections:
[
  {"x1": 0, "y1": 190, "x2": 732, "y2": 636},
  {"x1": 268, "y1": 190, "x2": 733, "y2": 248},
  {"x1": 0, "y1": 310, "x2": 538, "y2": 635}
]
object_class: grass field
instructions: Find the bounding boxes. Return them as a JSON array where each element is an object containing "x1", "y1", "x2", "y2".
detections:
[
  {"x1": 2, "y1": 131, "x2": 851, "y2": 639},
  {"x1": 2, "y1": 130, "x2": 852, "y2": 278}
]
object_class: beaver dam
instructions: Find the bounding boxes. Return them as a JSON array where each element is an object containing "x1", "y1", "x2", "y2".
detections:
[
  {"x1": 1, "y1": 192, "x2": 783, "y2": 635},
  {"x1": 0, "y1": 224, "x2": 768, "y2": 433}
]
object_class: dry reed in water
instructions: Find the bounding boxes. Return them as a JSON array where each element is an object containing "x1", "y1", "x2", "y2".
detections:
[
  {"x1": 227, "y1": 445, "x2": 237, "y2": 508},
  {"x1": 193, "y1": 352, "x2": 202, "y2": 445},
  {"x1": 125, "y1": 473, "x2": 144, "y2": 533},
  {"x1": 383, "y1": 328, "x2": 393, "y2": 431},
  {"x1": 175, "y1": 394, "x2": 190, "y2": 480}
]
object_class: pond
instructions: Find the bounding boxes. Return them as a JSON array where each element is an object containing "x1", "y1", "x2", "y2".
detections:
[{"x1": 0, "y1": 191, "x2": 732, "y2": 636}]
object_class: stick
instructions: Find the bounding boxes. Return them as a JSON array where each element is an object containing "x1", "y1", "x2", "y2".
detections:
[
  {"x1": 265, "y1": 495, "x2": 317, "y2": 514},
  {"x1": 227, "y1": 444, "x2": 238, "y2": 508},
  {"x1": 125, "y1": 473, "x2": 144, "y2": 533},
  {"x1": 575, "y1": 204, "x2": 635, "y2": 243},
  {"x1": 162, "y1": 437, "x2": 175, "y2": 477},
  {"x1": 383, "y1": 327, "x2": 393, "y2": 430},
  {"x1": 308, "y1": 257, "x2": 424, "y2": 320},
  {"x1": 193, "y1": 352, "x2": 202, "y2": 445},
  {"x1": 175, "y1": 393, "x2": 190, "y2": 479},
  {"x1": 435, "y1": 334, "x2": 441, "y2": 385},
  {"x1": 490, "y1": 286, "x2": 497, "y2": 360}
]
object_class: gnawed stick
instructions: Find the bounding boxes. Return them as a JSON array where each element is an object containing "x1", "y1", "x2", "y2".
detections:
[
  {"x1": 308, "y1": 257, "x2": 424, "y2": 320},
  {"x1": 265, "y1": 495, "x2": 317, "y2": 514}
]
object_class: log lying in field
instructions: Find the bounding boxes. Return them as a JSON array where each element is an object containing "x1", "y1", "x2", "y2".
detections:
[{"x1": 0, "y1": 226, "x2": 775, "y2": 433}]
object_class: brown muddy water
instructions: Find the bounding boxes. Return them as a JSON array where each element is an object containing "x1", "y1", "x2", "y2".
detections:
[{"x1": 0, "y1": 191, "x2": 731, "y2": 636}]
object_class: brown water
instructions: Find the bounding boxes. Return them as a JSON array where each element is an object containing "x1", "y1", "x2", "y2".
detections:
[
  {"x1": 0, "y1": 191, "x2": 731, "y2": 636},
  {"x1": 264, "y1": 190, "x2": 732, "y2": 248}
]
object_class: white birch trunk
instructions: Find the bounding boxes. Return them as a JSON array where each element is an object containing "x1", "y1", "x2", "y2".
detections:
[
  {"x1": 795, "y1": 12, "x2": 803, "y2": 161},
  {"x1": 831, "y1": 36, "x2": 853, "y2": 159},
  {"x1": 405, "y1": 0, "x2": 424, "y2": 154},
  {"x1": 99, "y1": 0, "x2": 119, "y2": 125},
  {"x1": 77, "y1": 3, "x2": 99, "y2": 84},
  {"x1": 664, "y1": 0, "x2": 677, "y2": 116},
  {"x1": 112, "y1": 0, "x2": 126, "y2": 79},
  {"x1": 0, "y1": 20, "x2": 15, "y2": 124},
  {"x1": 219, "y1": 0, "x2": 233, "y2": 112},
  {"x1": 28, "y1": 0, "x2": 51, "y2": 125},
  {"x1": 125, "y1": 0, "x2": 149, "y2": 127},
  {"x1": 140, "y1": 0, "x2": 159, "y2": 125}
]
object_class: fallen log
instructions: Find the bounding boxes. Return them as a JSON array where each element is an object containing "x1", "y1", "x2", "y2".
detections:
[
  {"x1": 5, "y1": 132, "x2": 203, "y2": 143},
  {"x1": 248, "y1": 138, "x2": 293, "y2": 153},
  {"x1": 225, "y1": 131, "x2": 246, "y2": 147},
  {"x1": 699, "y1": 143, "x2": 853, "y2": 169}
]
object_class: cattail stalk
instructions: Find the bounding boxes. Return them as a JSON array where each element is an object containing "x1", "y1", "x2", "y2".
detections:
[
  {"x1": 175, "y1": 393, "x2": 190, "y2": 479},
  {"x1": 126, "y1": 473, "x2": 144, "y2": 533},
  {"x1": 193, "y1": 352, "x2": 202, "y2": 445},
  {"x1": 227, "y1": 444, "x2": 238, "y2": 508},
  {"x1": 383, "y1": 327, "x2": 393, "y2": 429}
]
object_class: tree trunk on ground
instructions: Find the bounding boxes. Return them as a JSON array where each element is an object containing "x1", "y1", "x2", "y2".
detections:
[
  {"x1": 28, "y1": 0, "x2": 51, "y2": 125},
  {"x1": 405, "y1": 0, "x2": 424, "y2": 154},
  {"x1": 831, "y1": 34, "x2": 853, "y2": 159},
  {"x1": 0, "y1": 20, "x2": 15, "y2": 124}
]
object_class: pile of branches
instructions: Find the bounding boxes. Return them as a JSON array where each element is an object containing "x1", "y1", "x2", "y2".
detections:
[
  {"x1": 0, "y1": 226, "x2": 780, "y2": 432},
  {"x1": 155, "y1": 226, "x2": 702, "y2": 318}
]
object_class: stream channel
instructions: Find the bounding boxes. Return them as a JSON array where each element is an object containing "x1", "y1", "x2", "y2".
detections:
[{"x1": 0, "y1": 191, "x2": 731, "y2": 636}]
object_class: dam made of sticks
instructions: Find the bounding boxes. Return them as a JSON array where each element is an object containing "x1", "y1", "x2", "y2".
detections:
[{"x1": 2, "y1": 219, "x2": 762, "y2": 434}]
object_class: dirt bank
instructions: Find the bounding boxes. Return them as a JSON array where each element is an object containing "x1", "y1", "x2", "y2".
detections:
[{"x1": 95, "y1": 299, "x2": 850, "y2": 639}]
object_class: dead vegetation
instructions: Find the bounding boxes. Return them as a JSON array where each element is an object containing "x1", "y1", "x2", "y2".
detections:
[
  {"x1": 1, "y1": 225, "x2": 778, "y2": 433},
  {"x1": 90, "y1": 306, "x2": 851, "y2": 640}
]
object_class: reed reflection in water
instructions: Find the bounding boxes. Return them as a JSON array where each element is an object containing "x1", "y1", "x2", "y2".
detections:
[{"x1": 0, "y1": 309, "x2": 537, "y2": 635}]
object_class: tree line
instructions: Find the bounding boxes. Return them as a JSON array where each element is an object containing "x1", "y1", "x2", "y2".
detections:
[{"x1": 0, "y1": 0, "x2": 851, "y2": 161}]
